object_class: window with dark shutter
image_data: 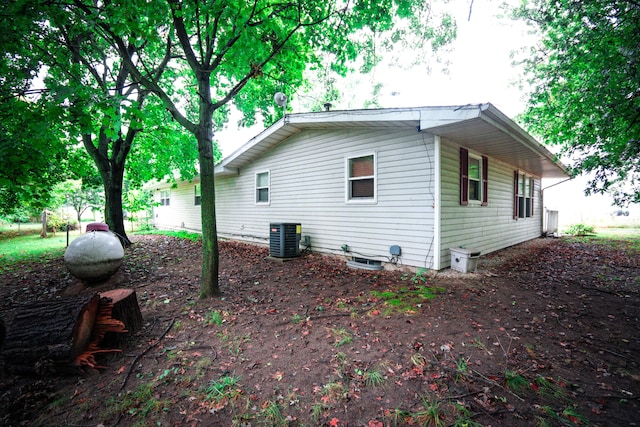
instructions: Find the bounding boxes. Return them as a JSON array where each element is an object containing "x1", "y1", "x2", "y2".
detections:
[
  {"x1": 481, "y1": 156, "x2": 488, "y2": 206},
  {"x1": 460, "y1": 148, "x2": 469, "y2": 206},
  {"x1": 460, "y1": 148, "x2": 487, "y2": 206},
  {"x1": 513, "y1": 171, "x2": 519, "y2": 219},
  {"x1": 515, "y1": 172, "x2": 535, "y2": 218}
]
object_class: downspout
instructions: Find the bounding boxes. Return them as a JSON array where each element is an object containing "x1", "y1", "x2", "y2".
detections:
[{"x1": 433, "y1": 135, "x2": 442, "y2": 269}]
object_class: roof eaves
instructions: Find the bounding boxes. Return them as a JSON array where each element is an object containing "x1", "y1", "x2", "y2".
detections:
[{"x1": 479, "y1": 104, "x2": 569, "y2": 176}]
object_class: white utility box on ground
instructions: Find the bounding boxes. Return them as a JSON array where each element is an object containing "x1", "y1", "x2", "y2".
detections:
[{"x1": 450, "y1": 247, "x2": 481, "y2": 273}]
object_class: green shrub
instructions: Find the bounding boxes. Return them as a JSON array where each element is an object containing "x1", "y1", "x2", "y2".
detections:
[
  {"x1": 566, "y1": 224, "x2": 594, "y2": 236},
  {"x1": 46, "y1": 212, "x2": 77, "y2": 233}
]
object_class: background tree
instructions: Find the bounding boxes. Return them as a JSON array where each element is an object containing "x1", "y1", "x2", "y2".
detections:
[
  {"x1": 53, "y1": 180, "x2": 105, "y2": 232},
  {"x1": 1, "y1": 0, "x2": 202, "y2": 244},
  {"x1": 0, "y1": 99, "x2": 70, "y2": 217},
  {"x1": 83, "y1": 0, "x2": 455, "y2": 297},
  {"x1": 123, "y1": 186, "x2": 155, "y2": 232},
  {"x1": 515, "y1": 0, "x2": 640, "y2": 205}
]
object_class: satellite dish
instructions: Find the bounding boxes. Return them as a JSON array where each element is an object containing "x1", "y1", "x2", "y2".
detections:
[{"x1": 274, "y1": 92, "x2": 287, "y2": 108}]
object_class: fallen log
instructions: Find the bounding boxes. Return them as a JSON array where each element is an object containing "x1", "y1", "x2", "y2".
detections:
[
  {"x1": 1, "y1": 289, "x2": 142, "y2": 375},
  {"x1": 0, "y1": 317, "x2": 5, "y2": 350}
]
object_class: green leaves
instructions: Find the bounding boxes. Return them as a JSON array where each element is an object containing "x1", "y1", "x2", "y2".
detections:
[{"x1": 516, "y1": 0, "x2": 640, "y2": 205}]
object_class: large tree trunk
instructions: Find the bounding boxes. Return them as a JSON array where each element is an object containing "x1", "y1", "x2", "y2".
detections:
[
  {"x1": 197, "y1": 76, "x2": 220, "y2": 298},
  {"x1": 1, "y1": 290, "x2": 141, "y2": 375},
  {"x1": 104, "y1": 163, "x2": 131, "y2": 246}
]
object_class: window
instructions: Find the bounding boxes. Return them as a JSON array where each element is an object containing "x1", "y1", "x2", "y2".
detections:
[
  {"x1": 514, "y1": 172, "x2": 534, "y2": 218},
  {"x1": 160, "y1": 190, "x2": 170, "y2": 206},
  {"x1": 194, "y1": 184, "x2": 201, "y2": 206},
  {"x1": 460, "y1": 148, "x2": 488, "y2": 206},
  {"x1": 256, "y1": 171, "x2": 270, "y2": 204},
  {"x1": 347, "y1": 154, "x2": 376, "y2": 201}
]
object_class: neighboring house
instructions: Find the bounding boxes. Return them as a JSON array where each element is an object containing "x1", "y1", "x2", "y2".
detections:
[{"x1": 151, "y1": 104, "x2": 568, "y2": 270}]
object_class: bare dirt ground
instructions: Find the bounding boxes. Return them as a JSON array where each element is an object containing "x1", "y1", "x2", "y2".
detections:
[{"x1": 1, "y1": 234, "x2": 639, "y2": 426}]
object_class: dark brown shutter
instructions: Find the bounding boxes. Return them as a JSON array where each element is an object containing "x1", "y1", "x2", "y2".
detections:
[
  {"x1": 531, "y1": 178, "x2": 534, "y2": 216},
  {"x1": 460, "y1": 148, "x2": 469, "y2": 206},
  {"x1": 513, "y1": 171, "x2": 519, "y2": 219},
  {"x1": 481, "y1": 156, "x2": 488, "y2": 206}
]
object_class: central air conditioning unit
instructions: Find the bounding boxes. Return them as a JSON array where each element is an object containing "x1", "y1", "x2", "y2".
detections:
[{"x1": 269, "y1": 223, "x2": 301, "y2": 258}]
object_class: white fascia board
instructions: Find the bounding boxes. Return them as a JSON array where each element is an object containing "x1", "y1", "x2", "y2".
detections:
[
  {"x1": 418, "y1": 104, "x2": 484, "y2": 130},
  {"x1": 287, "y1": 108, "x2": 423, "y2": 125},
  {"x1": 479, "y1": 104, "x2": 569, "y2": 175}
]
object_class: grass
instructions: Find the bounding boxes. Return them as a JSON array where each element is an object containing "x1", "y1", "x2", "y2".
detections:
[
  {"x1": 204, "y1": 309, "x2": 227, "y2": 326},
  {"x1": 370, "y1": 285, "x2": 446, "y2": 315},
  {"x1": 0, "y1": 224, "x2": 82, "y2": 270},
  {"x1": 201, "y1": 374, "x2": 243, "y2": 411},
  {"x1": 329, "y1": 327, "x2": 352, "y2": 347},
  {"x1": 505, "y1": 370, "x2": 529, "y2": 392},
  {"x1": 136, "y1": 229, "x2": 202, "y2": 241},
  {"x1": 566, "y1": 227, "x2": 640, "y2": 251},
  {"x1": 364, "y1": 368, "x2": 386, "y2": 388},
  {"x1": 217, "y1": 331, "x2": 251, "y2": 356},
  {"x1": 108, "y1": 383, "x2": 169, "y2": 419}
]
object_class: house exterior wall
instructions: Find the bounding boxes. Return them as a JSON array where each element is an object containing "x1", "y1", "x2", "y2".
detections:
[
  {"x1": 152, "y1": 182, "x2": 201, "y2": 232},
  {"x1": 438, "y1": 137, "x2": 542, "y2": 266},
  {"x1": 151, "y1": 126, "x2": 547, "y2": 271},
  {"x1": 214, "y1": 127, "x2": 438, "y2": 269}
]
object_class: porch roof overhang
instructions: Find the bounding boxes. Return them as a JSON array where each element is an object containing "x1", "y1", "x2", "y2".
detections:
[{"x1": 214, "y1": 103, "x2": 568, "y2": 179}]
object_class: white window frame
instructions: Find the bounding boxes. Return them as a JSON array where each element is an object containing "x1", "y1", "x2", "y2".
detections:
[
  {"x1": 517, "y1": 172, "x2": 534, "y2": 218},
  {"x1": 160, "y1": 190, "x2": 170, "y2": 206},
  {"x1": 467, "y1": 153, "x2": 483, "y2": 204},
  {"x1": 194, "y1": 184, "x2": 201, "y2": 206},
  {"x1": 255, "y1": 170, "x2": 270, "y2": 205},
  {"x1": 345, "y1": 152, "x2": 377, "y2": 203}
]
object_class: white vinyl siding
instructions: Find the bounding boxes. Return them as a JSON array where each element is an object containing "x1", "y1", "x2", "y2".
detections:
[
  {"x1": 152, "y1": 183, "x2": 201, "y2": 232},
  {"x1": 215, "y1": 128, "x2": 437, "y2": 269},
  {"x1": 439, "y1": 138, "x2": 542, "y2": 267}
]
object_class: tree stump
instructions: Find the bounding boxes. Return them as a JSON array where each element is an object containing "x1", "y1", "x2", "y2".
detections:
[
  {"x1": 99, "y1": 289, "x2": 143, "y2": 347},
  {"x1": 1, "y1": 289, "x2": 142, "y2": 375}
]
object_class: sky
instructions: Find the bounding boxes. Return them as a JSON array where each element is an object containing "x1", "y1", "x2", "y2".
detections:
[{"x1": 215, "y1": 0, "x2": 536, "y2": 156}]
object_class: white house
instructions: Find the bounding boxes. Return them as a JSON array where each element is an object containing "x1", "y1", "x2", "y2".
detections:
[{"x1": 151, "y1": 104, "x2": 568, "y2": 270}]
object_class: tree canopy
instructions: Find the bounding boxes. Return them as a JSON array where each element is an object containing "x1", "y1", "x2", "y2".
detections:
[
  {"x1": 0, "y1": 98, "x2": 70, "y2": 216},
  {"x1": 516, "y1": 0, "x2": 640, "y2": 205},
  {"x1": 81, "y1": 0, "x2": 456, "y2": 297},
  {"x1": 0, "y1": 0, "x2": 203, "y2": 240},
  {"x1": 3, "y1": 0, "x2": 455, "y2": 297}
]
